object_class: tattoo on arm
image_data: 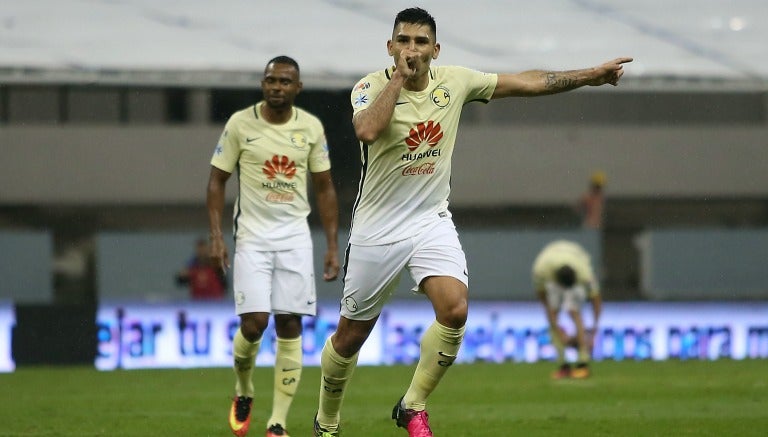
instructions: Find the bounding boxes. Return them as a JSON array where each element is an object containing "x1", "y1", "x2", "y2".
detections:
[{"x1": 545, "y1": 72, "x2": 579, "y2": 90}]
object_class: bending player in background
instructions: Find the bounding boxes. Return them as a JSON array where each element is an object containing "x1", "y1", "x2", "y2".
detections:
[
  {"x1": 533, "y1": 240, "x2": 602, "y2": 379},
  {"x1": 314, "y1": 7, "x2": 628, "y2": 437},
  {"x1": 207, "y1": 56, "x2": 340, "y2": 437}
]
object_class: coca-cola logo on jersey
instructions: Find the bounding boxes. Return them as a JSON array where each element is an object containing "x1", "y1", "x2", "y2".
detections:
[
  {"x1": 265, "y1": 192, "x2": 295, "y2": 203},
  {"x1": 402, "y1": 162, "x2": 436, "y2": 176}
]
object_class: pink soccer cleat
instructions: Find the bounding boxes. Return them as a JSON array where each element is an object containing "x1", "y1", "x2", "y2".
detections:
[{"x1": 392, "y1": 397, "x2": 433, "y2": 437}]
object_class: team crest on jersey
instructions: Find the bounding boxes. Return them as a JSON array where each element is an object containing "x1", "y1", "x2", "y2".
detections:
[
  {"x1": 263, "y1": 155, "x2": 297, "y2": 180},
  {"x1": 289, "y1": 132, "x2": 308, "y2": 149},
  {"x1": 405, "y1": 120, "x2": 443, "y2": 151},
  {"x1": 431, "y1": 86, "x2": 450, "y2": 108}
]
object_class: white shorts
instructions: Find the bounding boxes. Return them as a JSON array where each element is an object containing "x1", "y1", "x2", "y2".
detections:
[
  {"x1": 233, "y1": 246, "x2": 317, "y2": 316},
  {"x1": 545, "y1": 282, "x2": 587, "y2": 313},
  {"x1": 340, "y1": 217, "x2": 468, "y2": 320}
]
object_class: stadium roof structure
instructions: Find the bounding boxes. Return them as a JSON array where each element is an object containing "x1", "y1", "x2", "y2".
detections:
[{"x1": 1, "y1": 0, "x2": 766, "y2": 91}]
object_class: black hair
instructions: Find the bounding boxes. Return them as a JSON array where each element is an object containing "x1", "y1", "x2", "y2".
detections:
[
  {"x1": 265, "y1": 55, "x2": 300, "y2": 75},
  {"x1": 394, "y1": 7, "x2": 436, "y2": 37},
  {"x1": 555, "y1": 265, "x2": 577, "y2": 288}
]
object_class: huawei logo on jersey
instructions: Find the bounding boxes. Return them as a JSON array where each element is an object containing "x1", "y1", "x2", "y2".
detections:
[
  {"x1": 263, "y1": 155, "x2": 297, "y2": 179},
  {"x1": 405, "y1": 120, "x2": 443, "y2": 151}
]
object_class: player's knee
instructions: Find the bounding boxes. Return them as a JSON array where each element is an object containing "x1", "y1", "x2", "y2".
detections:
[
  {"x1": 331, "y1": 329, "x2": 367, "y2": 357},
  {"x1": 331, "y1": 318, "x2": 376, "y2": 357},
  {"x1": 274, "y1": 314, "x2": 303, "y2": 338},
  {"x1": 440, "y1": 299, "x2": 468, "y2": 328},
  {"x1": 239, "y1": 314, "x2": 269, "y2": 342}
]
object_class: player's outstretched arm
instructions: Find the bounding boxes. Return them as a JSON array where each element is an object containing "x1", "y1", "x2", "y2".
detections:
[{"x1": 491, "y1": 57, "x2": 633, "y2": 99}]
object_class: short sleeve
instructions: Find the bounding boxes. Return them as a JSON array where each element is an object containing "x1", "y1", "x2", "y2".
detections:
[
  {"x1": 308, "y1": 130, "x2": 332, "y2": 173},
  {"x1": 351, "y1": 75, "x2": 382, "y2": 115},
  {"x1": 210, "y1": 117, "x2": 241, "y2": 173},
  {"x1": 455, "y1": 66, "x2": 498, "y2": 103},
  {"x1": 531, "y1": 256, "x2": 547, "y2": 292}
]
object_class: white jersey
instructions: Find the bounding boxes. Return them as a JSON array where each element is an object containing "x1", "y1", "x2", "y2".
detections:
[
  {"x1": 211, "y1": 101, "x2": 331, "y2": 251},
  {"x1": 348, "y1": 65, "x2": 497, "y2": 245},
  {"x1": 532, "y1": 240, "x2": 600, "y2": 297}
]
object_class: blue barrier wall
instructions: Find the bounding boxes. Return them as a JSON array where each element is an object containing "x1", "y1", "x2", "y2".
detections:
[
  {"x1": 636, "y1": 229, "x2": 768, "y2": 300},
  {"x1": 0, "y1": 231, "x2": 53, "y2": 303},
  {"x1": 95, "y1": 232, "x2": 233, "y2": 302},
  {"x1": 95, "y1": 229, "x2": 600, "y2": 302}
]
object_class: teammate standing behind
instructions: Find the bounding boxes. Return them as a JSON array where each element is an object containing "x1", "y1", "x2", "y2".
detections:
[
  {"x1": 533, "y1": 240, "x2": 602, "y2": 379},
  {"x1": 207, "y1": 56, "x2": 340, "y2": 437},
  {"x1": 314, "y1": 7, "x2": 629, "y2": 437}
]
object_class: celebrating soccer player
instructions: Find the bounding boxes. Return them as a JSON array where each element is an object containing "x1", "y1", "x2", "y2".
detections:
[{"x1": 313, "y1": 7, "x2": 630, "y2": 436}]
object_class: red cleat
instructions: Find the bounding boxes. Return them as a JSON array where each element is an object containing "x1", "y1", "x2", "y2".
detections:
[{"x1": 229, "y1": 396, "x2": 253, "y2": 437}]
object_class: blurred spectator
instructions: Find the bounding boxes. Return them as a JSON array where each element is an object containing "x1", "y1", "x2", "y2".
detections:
[
  {"x1": 576, "y1": 170, "x2": 606, "y2": 229},
  {"x1": 175, "y1": 238, "x2": 227, "y2": 300}
]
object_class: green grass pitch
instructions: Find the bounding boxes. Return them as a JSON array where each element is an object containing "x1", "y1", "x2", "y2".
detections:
[{"x1": 1, "y1": 360, "x2": 766, "y2": 436}]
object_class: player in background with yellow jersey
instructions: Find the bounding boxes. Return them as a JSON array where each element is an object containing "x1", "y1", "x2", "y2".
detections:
[
  {"x1": 207, "y1": 56, "x2": 339, "y2": 437},
  {"x1": 533, "y1": 240, "x2": 602, "y2": 380},
  {"x1": 314, "y1": 7, "x2": 630, "y2": 437}
]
